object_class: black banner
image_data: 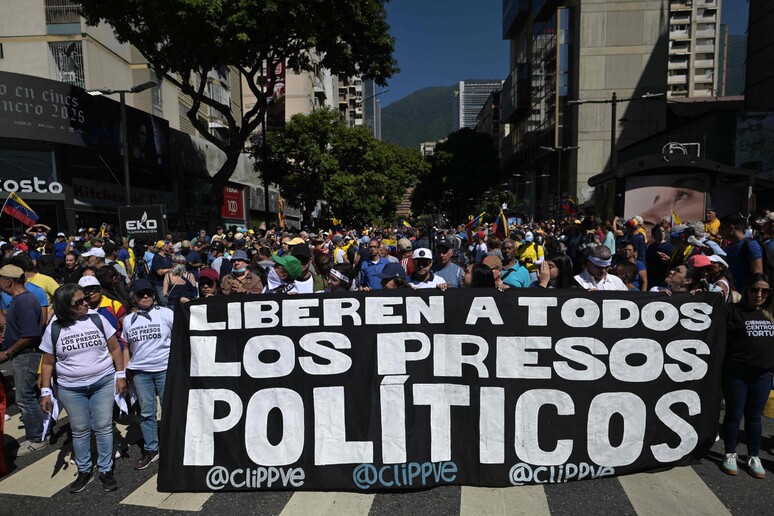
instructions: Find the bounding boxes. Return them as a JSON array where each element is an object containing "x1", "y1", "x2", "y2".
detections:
[
  {"x1": 158, "y1": 290, "x2": 726, "y2": 492},
  {"x1": 118, "y1": 204, "x2": 167, "y2": 240}
]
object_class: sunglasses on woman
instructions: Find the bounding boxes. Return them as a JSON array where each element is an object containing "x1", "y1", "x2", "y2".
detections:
[
  {"x1": 83, "y1": 286, "x2": 101, "y2": 294},
  {"x1": 136, "y1": 290, "x2": 155, "y2": 298},
  {"x1": 71, "y1": 297, "x2": 88, "y2": 307},
  {"x1": 199, "y1": 279, "x2": 215, "y2": 288}
]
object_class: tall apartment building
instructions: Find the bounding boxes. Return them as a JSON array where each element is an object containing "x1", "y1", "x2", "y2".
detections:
[
  {"x1": 667, "y1": 0, "x2": 722, "y2": 98},
  {"x1": 501, "y1": 0, "x2": 668, "y2": 217},
  {"x1": 337, "y1": 77, "x2": 382, "y2": 139},
  {"x1": 452, "y1": 80, "x2": 504, "y2": 130}
]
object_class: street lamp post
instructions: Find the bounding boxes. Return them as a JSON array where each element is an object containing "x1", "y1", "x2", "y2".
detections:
[
  {"x1": 88, "y1": 81, "x2": 157, "y2": 206},
  {"x1": 540, "y1": 145, "x2": 579, "y2": 217}
]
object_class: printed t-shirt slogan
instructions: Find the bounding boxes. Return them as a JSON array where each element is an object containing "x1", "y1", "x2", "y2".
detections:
[{"x1": 158, "y1": 290, "x2": 726, "y2": 492}]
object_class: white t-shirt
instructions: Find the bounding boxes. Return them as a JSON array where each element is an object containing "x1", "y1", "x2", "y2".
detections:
[
  {"x1": 293, "y1": 275, "x2": 315, "y2": 294},
  {"x1": 334, "y1": 248, "x2": 347, "y2": 264},
  {"x1": 40, "y1": 311, "x2": 116, "y2": 388},
  {"x1": 122, "y1": 306, "x2": 174, "y2": 372},
  {"x1": 410, "y1": 274, "x2": 448, "y2": 289},
  {"x1": 574, "y1": 269, "x2": 628, "y2": 291}
]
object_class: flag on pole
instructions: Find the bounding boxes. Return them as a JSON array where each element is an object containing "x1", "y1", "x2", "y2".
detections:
[
  {"x1": 2, "y1": 192, "x2": 39, "y2": 227},
  {"x1": 401, "y1": 220, "x2": 412, "y2": 229},
  {"x1": 491, "y1": 210, "x2": 510, "y2": 239},
  {"x1": 671, "y1": 210, "x2": 681, "y2": 225},
  {"x1": 464, "y1": 212, "x2": 486, "y2": 230},
  {"x1": 561, "y1": 196, "x2": 579, "y2": 215},
  {"x1": 278, "y1": 193, "x2": 286, "y2": 229}
]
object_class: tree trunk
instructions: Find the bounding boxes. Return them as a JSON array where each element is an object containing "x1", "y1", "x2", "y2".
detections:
[{"x1": 207, "y1": 150, "x2": 242, "y2": 234}]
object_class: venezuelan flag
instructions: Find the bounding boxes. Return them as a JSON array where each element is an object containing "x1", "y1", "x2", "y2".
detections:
[
  {"x1": 401, "y1": 220, "x2": 412, "y2": 229},
  {"x1": 561, "y1": 196, "x2": 579, "y2": 215},
  {"x1": 464, "y1": 212, "x2": 486, "y2": 230},
  {"x1": 2, "y1": 192, "x2": 39, "y2": 227},
  {"x1": 491, "y1": 210, "x2": 510, "y2": 239}
]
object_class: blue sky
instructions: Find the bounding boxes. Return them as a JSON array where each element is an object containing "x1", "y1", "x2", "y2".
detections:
[{"x1": 381, "y1": 0, "x2": 750, "y2": 107}]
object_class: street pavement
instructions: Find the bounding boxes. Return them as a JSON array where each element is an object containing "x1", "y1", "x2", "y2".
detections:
[{"x1": 0, "y1": 372, "x2": 773, "y2": 514}]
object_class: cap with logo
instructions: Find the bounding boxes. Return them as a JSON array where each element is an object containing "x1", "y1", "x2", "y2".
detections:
[
  {"x1": 436, "y1": 237, "x2": 455, "y2": 251},
  {"x1": 412, "y1": 248, "x2": 433, "y2": 260},
  {"x1": 78, "y1": 275, "x2": 101, "y2": 288}
]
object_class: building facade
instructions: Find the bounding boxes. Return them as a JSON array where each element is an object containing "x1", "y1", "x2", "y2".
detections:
[
  {"x1": 667, "y1": 0, "x2": 722, "y2": 98},
  {"x1": 452, "y1": 80, "x2": 503, "y2": 130}
]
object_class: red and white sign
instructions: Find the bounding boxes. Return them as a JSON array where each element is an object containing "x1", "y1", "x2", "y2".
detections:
[{"x1": 221, "y1": 186, "x2": 246, "y2": 220}]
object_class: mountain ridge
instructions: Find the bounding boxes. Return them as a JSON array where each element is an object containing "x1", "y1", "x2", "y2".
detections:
[{"x1": 381, "y1": 85, "x2": 456, "y2": 150}]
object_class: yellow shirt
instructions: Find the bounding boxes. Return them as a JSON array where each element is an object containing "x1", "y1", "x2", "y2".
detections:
[
  {"x1": 518, "y1": 242, "x2": 544, "y2": 273},
  {"x1": 705, "y1": 218, "x2": 720, "y2": 237},
  {"x1": 27, "y1": 272, "x2": 59, "y2": 304}
]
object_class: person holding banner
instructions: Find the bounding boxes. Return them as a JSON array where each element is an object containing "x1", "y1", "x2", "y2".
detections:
[
  {"x1": 39, "y1": 283, "x2": 127, "y2": 493},
  {"x1": 122, "y1": 279, "x2": 173, "y2": 470},
  {"x1": 722, "y1": 273, "x2": 774, "y2": 479}
]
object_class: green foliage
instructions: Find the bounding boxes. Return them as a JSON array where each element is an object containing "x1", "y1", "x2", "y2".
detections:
[
  {"x1": 411, "y1": 128, "x2": 501, "y2": 225},
  {"x1": 256, "y1": 109, "x2": 428, "y2": 226},
  {"x1": 75, "y1": 0, "x2": 397, "y2": 224},
  {"x1": 381, "y1": 85, "x2": 457, "y2": 149}
]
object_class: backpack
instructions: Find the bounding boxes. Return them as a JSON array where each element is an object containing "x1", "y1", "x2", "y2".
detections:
[
  {"x1": 743, "y1": 238, "x2": 774, "y2": 282},
  {"x1": 50, "y1": 313, "x2": 107, "y2": 356}
]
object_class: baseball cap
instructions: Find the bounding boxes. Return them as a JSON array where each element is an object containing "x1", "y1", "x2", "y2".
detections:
[
  {"x1": 378, "y1": 262, "x2": 407, "y2": 281},
  {"x1": 129, "y1": 279, "x2": 153, "y2": 294},
  {"x1": 57, "y1": 232, "x2": 65, "y2": 237},
  {"x1": 199, "y1": 267, "x2": 220, "y2": 282},
  {"x1": 524, "y1": 231, "x2": 534, "y2": 242},
  {"x1": 476, "y1": 231, "x2": 486, "y2": 239},
  {"x1": 181, "y1": 240, "x2": 192, "y2": 248},
  {"x1": 78, "y1": 228, "x2": 86, "y2": 233},
  {"x1": 78, "y1": 276, "x2": 101, "y2": 288},
  {"x1": 230, "y1": 250, "x2": 249, "y2": 262},
  {"x1": 632, "y1": 216, "x2": 644, "y2": 226},
  {"x1": 82, "y1": 247, "x2": 106, "y2": 258},
  {"x1": 708, "y1": 254, "x2": 729, "y2": 268},
  {"x1": 272, "y1": 254, "x2": 303, "y2": 280},
  {"x1": 397, "y1": 238, "x2": 412, "y2": 251},
  {"x1": 332, "y1": 235, "x2": 343, "y2": 244},
  {"x1": 436, "y1": 237, "x2": 454, "y2": 250},
  {"x1": 412, "y1": 248, "x2": 433, "y2": 260},
  {"x1": 687, "y1": 254, "x2": 712, "y2": 268},
  {"x1": 0, "y1": 264, "x2": 24, "y2": 279},
  {"x1": 156, "y1": 240, "x2": 166, "y2": 249},
  {"x1": 287, "y1": 237, "x2": 305, "y2": 246},
  {"x1": 290, "y1": 244, "x2": 312, "y2": 261},
  {"x1": 756, "y1": 213, "x2": 774, "y2": 224}
]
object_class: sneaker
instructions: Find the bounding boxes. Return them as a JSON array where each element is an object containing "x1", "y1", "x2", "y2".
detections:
[
  {"x1": 748, "y1": 456, "x2": 766, "y2": 479},
  {"x1": 69, "y1": 471, "x2": 93, "y2": 494},
  {"x1": 722, "y1": 452, "x2": 738, "y2": 475},
  {"x1": 16, "y1": 440, "x2": 49, "y2": 457},
  {"x1": 98, "y1": 471, "x2": 118, "y2": 491},
  {"x1": 134, "y1": 450, "x2": 159, "y2": 470},
  {"x1": 114, "y1": 449, "x2": 122, "y2": 459}
]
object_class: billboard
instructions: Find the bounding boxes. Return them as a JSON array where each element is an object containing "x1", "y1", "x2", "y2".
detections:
[
  {"x1": 221, "y1": 185, "x2": 246, "y2": 220},
  {"x1": 118, "y1": 204, "x2": 167, "y2": 241}
]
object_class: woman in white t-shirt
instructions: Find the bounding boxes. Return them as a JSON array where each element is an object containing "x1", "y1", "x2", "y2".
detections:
[
  {"x1": 121, "y1": 279, "x2": 174, "y2": 471},
  {"x1": 39, "y1": 283, "x2": 127, "y2": 494}
]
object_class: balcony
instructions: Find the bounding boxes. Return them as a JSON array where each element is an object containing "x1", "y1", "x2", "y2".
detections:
[
  {"x1": 668, "y1": 74, "x2": 688, "y2": 85},
  {"x1": 696, "y1": 29, "x2": 716, "y2": 38},
  {"x1": 669, "y1": 15, "x2": 691, "y2": 24},
  {"x1": 669, "y1": 59, "x2": 689, "y2": 69},
  {"x1": 695, "y1": 74, "x2": 714, "y2": 83},
  {"x1": 669, "y1": 44, "x2": 691, "y2": 55},
  {"x1": 669, "y1": 0, "x2": 694, "y2": 11},
  {"x1": 696, "y1": 44, "x2": 715, "y2": 53},
  {"x1": 670, "y1": 29, "x2": 691, "y2": 40},
  {"x1": 694, "y1": 59, "x2": 714, "y2": 68},
  {"x1": 698, "y1": 13, "x2": 717, "y2": 23}
]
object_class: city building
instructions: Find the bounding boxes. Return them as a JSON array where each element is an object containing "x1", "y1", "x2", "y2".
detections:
[
  {"x1": 0, "y1": 0, "x2": 305, "y2": 232},
  {"x1": 500, "y1": 0, "x2": 669, "y2": 218},
  {"x1": 667, "y1": 0, "x2": 723, "y2": 98},
  {"x1": 452, "y1": 80, "x2": 503, "y2": 130},
  {"x1": 475, "y1": 90, "x2": 502, "y2": 159}
]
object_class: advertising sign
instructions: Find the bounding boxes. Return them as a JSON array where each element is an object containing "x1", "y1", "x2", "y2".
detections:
[
  {"x1": 221, "y1": 185, "x2": 246, "y2": 220},
  {"x1": 118, "y1": 204, "x2": 167, "y2": 240},
  {"x1": 159, "y1": 290, "x2": 725, "y2": 492},
  {"x1": 266, "y1": 60, "x2": 286, "y2": 131}
]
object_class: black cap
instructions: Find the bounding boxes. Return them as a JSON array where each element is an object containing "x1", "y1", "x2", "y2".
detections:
[
  {"x1": 291, "y1": 244, "x2": 312, "y2": 260},
  {"x1": 436, "y1": 237, "x2": 454, "y2": 250}
]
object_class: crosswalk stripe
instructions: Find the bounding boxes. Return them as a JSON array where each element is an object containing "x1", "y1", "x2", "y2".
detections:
[
  {"x1": 120, "y1": 473, "x2": 212, "y2": 511},
  {"x1": 0, "y1": 449, "x2": 76, "y2": 497},
  {"x1": 280, "y1": 491, "x2": 376, "y2": 516},
  {"x1": 460, "y1": 485, "x2": 550, "y2": 516},
  {"x1": 618, "y1": 466, "x2": 731, "y2": 516}
]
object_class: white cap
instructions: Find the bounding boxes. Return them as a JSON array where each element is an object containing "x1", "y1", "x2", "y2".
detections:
[
  {"x1": 78, "y1": 276, "x2": 101, "y2": 288},
  {"x1": 412, "y1": 248, "x2": 432, "y2": 260},
  {"x1": 708, "y1": 254, "x2": 729, "y2": 268},
  {"x1": 524, "y1": 231, "x2": 534, "y2": 242},
  {"x1": 82, "y1": 247, "x2": 105, "y2": 258}
]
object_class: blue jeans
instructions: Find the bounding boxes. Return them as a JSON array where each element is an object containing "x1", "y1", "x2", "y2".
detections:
[
  {"x1": 131, "y1": 370, "x2": 166, "y2": 453},
  {"x1": 57, "y1": 373, "x2": 115, "y2": 473},
  {"x1": 12, "y1": 352, "x2": 43, "y2": 442},
  {"x1": 722, "y1": 362, "x2": 772, "y2": 457}
]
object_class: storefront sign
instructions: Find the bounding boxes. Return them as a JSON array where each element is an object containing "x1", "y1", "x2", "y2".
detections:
[
  {"x1": 221, "y1": 185, "x2": 245, "y2": 220},
  {"x1": 118, "y1": 204, "x2": 167, "y2": 240},
  {"x1": 72, "y1": 178, "x2": 178, "y2": 212},
  {"x1": 159, "y1": 290, "x2": 725, "y2": 492}
]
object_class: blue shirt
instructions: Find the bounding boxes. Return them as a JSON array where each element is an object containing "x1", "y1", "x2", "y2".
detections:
[
  {"x1": 359, "y1": 257, "x2": 390, "y2": 289},
  {"x1": 2, "y1": 291, "x2": 42, "y2": 350},
  {"x1": 53, "y1": 241, "x2": 68, "y2": 259},
  {"x1": 725, "y1": 238, "x2": 763, "y2": 291},
  {"x1": 432, "y1": 262, "x2": 464, "y2": 288},
  {"x1": 501, "y1": 263, "x2": 531, "y2": 288},
  {"x1": 1, "y1": 282, "x2": 49, "y2": 311}
]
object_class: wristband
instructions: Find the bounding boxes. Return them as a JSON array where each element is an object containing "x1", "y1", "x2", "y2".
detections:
[
  {"x1": 40, "y1": 388, "x2": 53, "y2": 397},
  {"x1": 115, "y1": 371, "x2": 127, "y2": 379}
]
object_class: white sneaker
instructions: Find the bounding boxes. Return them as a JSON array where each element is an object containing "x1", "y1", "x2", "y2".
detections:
[
  {"x1": 748, "y1": 456, "x2": 765, "y2": 479},
  {"x1": 16, "y1": 440, "x2": 49, "y2": 457},
  {"x1": 722, "y1": 452, "x2": 738, "y2": 475}
]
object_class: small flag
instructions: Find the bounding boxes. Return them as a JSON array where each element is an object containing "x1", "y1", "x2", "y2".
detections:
[
  {"x1": 278, "y1": 193, "x2": 286, "y2": 229},
  {"x1": 2, "y1": 192, "x2": 39, "y2": 227},
  {"x1": 492, "y1": 210, "x2": 510, "y2": 239},
  {"x1": 561, "y1": 197, "x2": 578, "y2": 215},
  {"x1": 464, "y1": 212, "x2": 486, "y2": 230},
  {"x1": 402, "y1": 220, "x2": 412, "y2": 228},
  {"x1": 671, "y1": 210, "x2": 681, "y2": 225}
]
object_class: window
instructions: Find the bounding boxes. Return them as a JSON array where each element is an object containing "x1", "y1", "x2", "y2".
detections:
[
  {"x1": 150, "y1": 70, "x2": 163, "y2": 117},
  {"x1": 0, "y1": 44, "x2": 3, "y2": 59},
  {"x1": 45, "y1": 0, "x2": 80, "y2": 24},
  {"x1": 48, "y1": 41, "x2": 84, "y2": 88}
]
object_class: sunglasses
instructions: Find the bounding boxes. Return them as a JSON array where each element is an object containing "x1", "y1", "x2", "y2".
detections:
[
  {"x1": 748, "y1": 287, "x2": 771, "y2": 295},
  {"x1": 83, "y1": 286, "x2": 101, "y2": 294},
  {"x1": 199, "y1": 279, "x2": 215, "y2": 288},
  {"x1": 415, "y1": 259, "x2": 432, "y2": 266},
  {"x1": 136, "y1": 290, "x2": 154, "y2": 298},
  {"x1": 71, "y1": 297, "x2": 88, "y2": 307}
]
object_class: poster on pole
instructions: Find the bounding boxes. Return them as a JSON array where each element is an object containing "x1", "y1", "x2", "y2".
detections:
[
  {"x1": 159, "y1": 290, "x2": 725, "y2": 492},
  {"x1": 118, "y1": 204, "x2": 167, "y2": 241}
]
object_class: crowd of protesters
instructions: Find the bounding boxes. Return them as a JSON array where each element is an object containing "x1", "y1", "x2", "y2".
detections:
[{"x1": 0, "y1": 206, "x2": 773, "y2": 491}]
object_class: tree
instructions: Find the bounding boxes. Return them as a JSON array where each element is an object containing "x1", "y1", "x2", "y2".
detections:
[
  {"x1": 411, "y1": 128, "x2": 500, "y2": 224},
  {"x1": 258, "y1": 110, "x2": 426, "y2": 226},
  {"x1": 76, "y1": 0, "x2": 397, "y2": 227}
]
